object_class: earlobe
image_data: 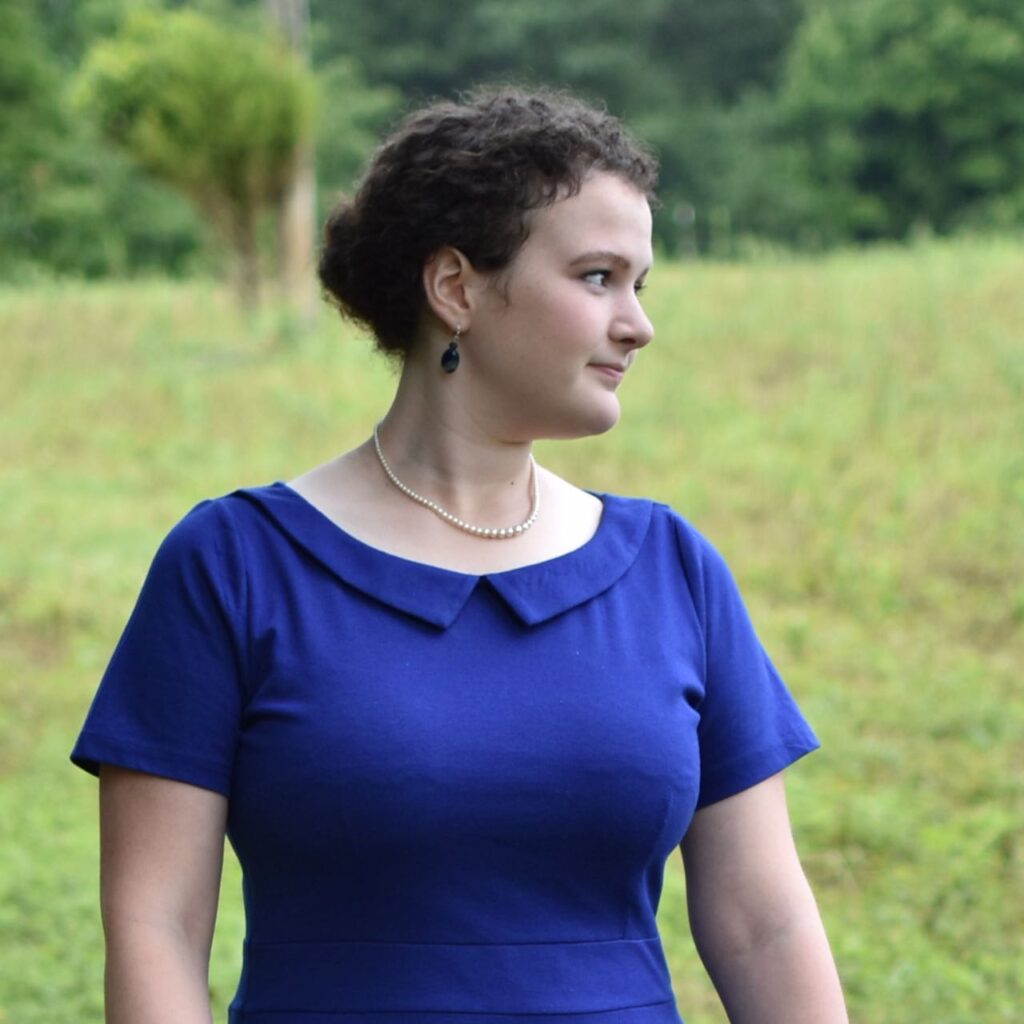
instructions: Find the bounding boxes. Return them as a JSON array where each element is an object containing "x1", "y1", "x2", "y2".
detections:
[{"x1": 422, "y1": 246, "x2": 475, "y2": 333}]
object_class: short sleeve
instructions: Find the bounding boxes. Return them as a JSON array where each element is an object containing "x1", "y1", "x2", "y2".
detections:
[
  {"x1": 70, "y1": 498, "x2": 248, "y2": 796},
  {"x1": 678, "y1": 522, "x2": 819, "y2": 809}
]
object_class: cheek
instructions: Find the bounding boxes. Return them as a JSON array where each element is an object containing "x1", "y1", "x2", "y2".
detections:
[
  {"x1": 525, "y1": 290, "x2": 598, "y2": 351},
  {"x1": 490, "y1": 278, "x2": 599, "y2": 382}
]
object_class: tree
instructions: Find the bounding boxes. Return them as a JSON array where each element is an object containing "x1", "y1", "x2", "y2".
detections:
[
  {"x1": 310, "y1": 0, "x2": 802, "y2": 109},
  {"x1": 779, "y1": 0, "x2": 1024, "y2": 241},
  {"x1": 75, "y1": 8, "x2": 315, "y2": 304},
  {"x1": 0, "y1": 0, "x2": 207, "y2": 281},
  {"x1": 0, "y1": 0, "x2": 60, "y2": 273},
  {"x1": 309, "y1": 0, "x2": 807, "y2": 252},
  {"x1": 265, "y1": 0, "x2": 324, "y2": 325},
  {"x1": 314, "y1": 57, "x2": 401, "y2": 213}
]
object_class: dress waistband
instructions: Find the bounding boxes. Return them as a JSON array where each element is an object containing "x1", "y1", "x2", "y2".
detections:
[{"x1": 231, "y1": 936, "x2": 676, "y2": 1017}]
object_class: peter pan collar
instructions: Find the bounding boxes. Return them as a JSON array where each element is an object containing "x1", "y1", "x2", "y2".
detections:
[{"x1": 232, "y1": 482, "x2": 652, "y2": 630}]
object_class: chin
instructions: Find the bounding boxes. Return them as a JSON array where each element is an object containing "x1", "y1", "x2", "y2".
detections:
[
  {"x1": 505, "y1": 393, "x2": 622, "y2": 442},
  {"x1": 548, "y1": 399, "x2": 622, "y2": 440}
]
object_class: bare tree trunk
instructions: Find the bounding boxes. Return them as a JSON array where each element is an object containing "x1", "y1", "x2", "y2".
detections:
[
  {"x1": 232, "y1": 208, "x2": 261, "y2": 311},
  {"x1": 266, "y1": 0, "x2": 317, "y2": 328},
  {"x1": 279, "y1": 139, "x2": 316, "y2": 319}
]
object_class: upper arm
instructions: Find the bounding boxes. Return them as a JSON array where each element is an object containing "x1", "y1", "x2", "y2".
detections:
[
  {"x1": 99, "y1": 765, "x2": 228, "y2": 957},
  {"x1": 680, "y1": 773, "x2": 814, "y2": 956}
]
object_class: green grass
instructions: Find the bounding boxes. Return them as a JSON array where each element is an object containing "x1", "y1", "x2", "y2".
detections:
[{"x1": 1, "y1": 237, "x2": 1022, "y2": 1022}]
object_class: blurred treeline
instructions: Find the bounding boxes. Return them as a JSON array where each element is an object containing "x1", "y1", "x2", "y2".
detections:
[{"x1": 3, "y1": 0, "x2": 1023, "y2": 282}]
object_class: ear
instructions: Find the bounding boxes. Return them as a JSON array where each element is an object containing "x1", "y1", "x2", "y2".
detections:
[{"x1": 421, "y1": 246, "x2": 481, "y2": 333}]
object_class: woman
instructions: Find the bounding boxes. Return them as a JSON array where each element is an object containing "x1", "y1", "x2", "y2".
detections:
[{"x1": 71, "y1": 87, "x2": 848, "y2": 1023}]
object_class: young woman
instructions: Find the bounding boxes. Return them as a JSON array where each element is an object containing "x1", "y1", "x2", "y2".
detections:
[{"x1": 72, "y1": 87, "x2": 848, "y2": 1024}]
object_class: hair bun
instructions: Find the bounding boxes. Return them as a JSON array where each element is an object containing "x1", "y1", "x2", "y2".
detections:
[{"x1": 318, "y1": 201, "x2": 365, "y2": 326}]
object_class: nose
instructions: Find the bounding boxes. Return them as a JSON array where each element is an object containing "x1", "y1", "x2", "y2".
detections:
[{"x1": 611, "y1": 292, "x2": 654, "y2": 350}]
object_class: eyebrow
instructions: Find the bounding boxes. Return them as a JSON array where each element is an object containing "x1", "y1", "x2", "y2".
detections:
[{"x1": 569, "y1": 250, "x2": 651, "y2": 275}]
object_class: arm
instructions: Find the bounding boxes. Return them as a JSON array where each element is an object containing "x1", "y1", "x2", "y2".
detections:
[
  {"x1": 680, "y1": 773, "x2": 847, "y2": 1024},
  {"x1": 99, "y1": 765, "x2": 228, "y2": 1024}
]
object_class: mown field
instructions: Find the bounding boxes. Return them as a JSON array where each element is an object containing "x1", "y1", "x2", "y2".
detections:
[{"x1": 1, "y1": 237, "x2": 1022, "y2": 1023}]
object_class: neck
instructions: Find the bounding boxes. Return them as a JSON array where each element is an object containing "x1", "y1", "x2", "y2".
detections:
[{"x1": 372, "y1": 352, "x2": 536, "y2": 526}]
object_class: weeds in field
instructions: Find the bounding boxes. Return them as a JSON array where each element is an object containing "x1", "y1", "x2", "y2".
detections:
[{"x1": 1, "y1": 239, "x2": 1021, "y2": 1022}]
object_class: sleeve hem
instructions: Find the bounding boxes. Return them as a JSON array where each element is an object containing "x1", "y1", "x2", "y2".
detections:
[
  {"x1": 695, "y1": 737, "x2": 820, "y2": 810},
  {"x1": 69, "y1": 731, "x2": 232, "y2": 797}
]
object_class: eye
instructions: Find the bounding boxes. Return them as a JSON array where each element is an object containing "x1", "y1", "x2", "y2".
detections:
[
  {"x1": 634, "y1": 280, "x2": 647, "y2": 296},
  {"x1": 582, "y1": 269, "x2": 611, "y2": 287}
]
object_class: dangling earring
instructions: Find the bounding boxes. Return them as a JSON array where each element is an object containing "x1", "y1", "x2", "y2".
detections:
[{"x1": 441, "y1": 325, "x2": 462, "y2": 374}]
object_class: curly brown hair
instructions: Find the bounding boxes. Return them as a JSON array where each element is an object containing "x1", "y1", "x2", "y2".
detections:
[{"x1": 318, "y1": 85, "x2": 658, "y2": 357}]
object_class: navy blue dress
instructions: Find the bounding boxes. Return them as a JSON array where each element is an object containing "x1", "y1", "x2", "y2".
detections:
[{"x1": 71, "y1": 483, "x2": 819, "y2": 1023}]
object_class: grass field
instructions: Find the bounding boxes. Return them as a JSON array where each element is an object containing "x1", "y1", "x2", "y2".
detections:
[{"x1": 1, "y1": 237, "x2": 1022, "y2": 1022}]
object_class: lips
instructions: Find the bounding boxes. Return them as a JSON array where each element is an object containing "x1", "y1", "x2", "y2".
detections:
[{"x1": 590, "y1": 363, "x2": 627, "y2": 381}]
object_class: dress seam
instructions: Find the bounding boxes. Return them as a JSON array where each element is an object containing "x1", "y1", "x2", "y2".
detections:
[
  {"x1": 234, "y1": 996, "x2": 678, "y2": 1017},
  {"x1": 218, "y1": 494, "x2": 255, "y2": 701},
  {"x1": 241, "y1": 935, "x2": 663, "y2": 949}
]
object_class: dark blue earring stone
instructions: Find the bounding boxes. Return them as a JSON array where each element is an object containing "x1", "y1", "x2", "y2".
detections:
[{"x1": 441, "y1": 341, "x2": 460, "y2": 373}]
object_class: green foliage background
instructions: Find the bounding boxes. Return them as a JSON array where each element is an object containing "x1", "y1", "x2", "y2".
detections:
[
  {"x1": 780, "y1": 0, "x2": 1024, "y2": 241},
  {"x1": 2, "y1": 0, "x2": 1023, "y2": 279}
]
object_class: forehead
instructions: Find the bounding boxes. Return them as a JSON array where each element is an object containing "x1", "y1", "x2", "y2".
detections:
[{"x1": 524, "y1": 172, "x2": 653, "y2": 265}]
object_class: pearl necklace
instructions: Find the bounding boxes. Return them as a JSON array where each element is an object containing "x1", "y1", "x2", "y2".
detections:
[{"x1": 372, "y1": 424, "x2": 540, "y2": 539}]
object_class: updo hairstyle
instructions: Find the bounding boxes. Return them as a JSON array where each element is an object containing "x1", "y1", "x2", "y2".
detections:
[{"x1": 318, "y1": 86, "x2": 658, "y2": 357}]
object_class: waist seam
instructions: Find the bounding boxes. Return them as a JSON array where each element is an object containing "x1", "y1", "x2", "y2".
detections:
[
  {"x1": 243, "y1": 936, "x2": 663, "y2": 949},
  {"x1": 236, "y1": 996, "x2": 679, "y2": 1017}
]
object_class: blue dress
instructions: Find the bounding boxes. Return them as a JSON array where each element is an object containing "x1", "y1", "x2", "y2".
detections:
[{"x1": 71, "y1": 483, "x2": 819, "y2": 1023}]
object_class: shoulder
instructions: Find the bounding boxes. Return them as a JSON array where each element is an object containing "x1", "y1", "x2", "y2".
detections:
[
  {"x1": 598, "y1": 491, "x2": 727, "y2": 572},
  {"x1": 163, "y1": 480, "x2": 287, "y2": 538},
  {"x1": 155, "y1": 488, "x2": 251, "y2": 563},
  {"x1": 596, "y1": 491, "x2": 744, "y2": 623},
  {"x1": 653, "y1": 500, "x2": 734, "y2": 584},
  {"x1": 143, "y1": 485, "x2": 273, "y2": 608}
]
